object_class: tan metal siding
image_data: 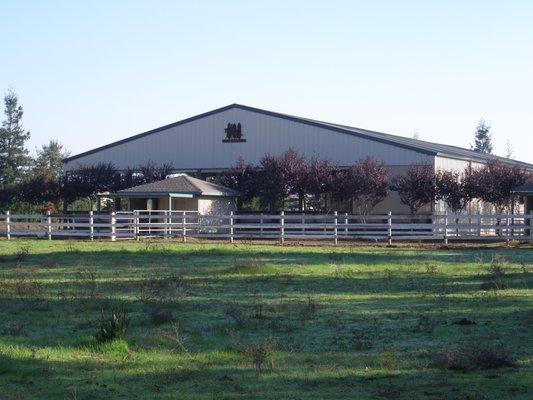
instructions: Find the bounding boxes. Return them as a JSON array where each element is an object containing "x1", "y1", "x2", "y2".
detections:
[{"x1": 435, "y1": 156, "x2": 484, "y2": 173}]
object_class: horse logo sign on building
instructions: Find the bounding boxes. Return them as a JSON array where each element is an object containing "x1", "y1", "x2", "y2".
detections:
[{"x1": 223, "y1": 122, "x2": 246, "y2": 142}]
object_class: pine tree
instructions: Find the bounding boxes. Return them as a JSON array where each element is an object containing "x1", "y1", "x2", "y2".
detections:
[
  {"x1": 471, "y1": 119, "x2": 493, "y2": 154},
  {"x1": 0, "y1": 89, "x2": 31, "y2": 185},
  {"x1": 504, "y1": 139, "x2": 514, "y2": 159},
  {"x1": 34, "y1": 140, "x2": 70, "y2": 181}
]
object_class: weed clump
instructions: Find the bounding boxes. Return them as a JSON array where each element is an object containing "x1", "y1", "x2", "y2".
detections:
[
  {"x1": 159, "y1": 322, "x2": 191, "y2": 358},
  {"x1": 228, "y1": 258, "x2": 266, "y2": 274},
  {"x1": 3, "y1": 320, "x2": 23, "y2": 336},
  {"x1": 42, "y1": 257, "x2": 59, "y2": 268},
  {"x1": 238, "y1": 337, "x2": 277, "y2": 379},
  {"x1": 14, "y1": 246, "x2": 31, "y2": 262},
  {"x1": 150, "y1": 307, "x2": 173, "y2": 326},
  {"x1": 413, "y1": 310, "x2": 439, "y2": 333},
  {"x1": 425, "y1": 264, "x2": 439, "y2": 275},
  {"x1": 431, "y1": 341, "x2": 516, "y2": 371},
  {"x1": 95, "y1": 308, "x2": 130, "y2": 343},
  {"x1": 138, "y1": 273, "x2": 190, "y2": 304},
  {"x1": 226, "y1": 303, "x2": 247, "y2": 328},
  {"x1": 75, "y1": 265, "x2": 99, "y2": 301},
  {"x1": 12, "y1": 266, "x2": 45, "y2": 309},
  {"x1": 299, "y1": 294, "x2": 317, "y2": 323},
  {"x1": 480, "y1": 265, "x2": 508, "y2": 291}
]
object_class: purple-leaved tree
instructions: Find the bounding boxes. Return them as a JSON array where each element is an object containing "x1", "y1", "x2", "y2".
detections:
[{"x1": 391, "y1": 164, "x2": 435, "y2": 214}]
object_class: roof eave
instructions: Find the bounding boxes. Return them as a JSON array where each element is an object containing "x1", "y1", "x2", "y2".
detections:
[{"x1": 436, "y1": 152, "x2": 533, "y2": 169}]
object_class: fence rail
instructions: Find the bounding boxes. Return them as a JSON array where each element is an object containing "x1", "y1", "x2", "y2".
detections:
[{"x1": 0, "y1": 210, "x2": 532, "y2": 244}]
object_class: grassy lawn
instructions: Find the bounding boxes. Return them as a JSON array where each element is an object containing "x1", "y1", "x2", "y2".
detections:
[{"x1": 0, "y1": 240, "x2": 532, "y2": 399}]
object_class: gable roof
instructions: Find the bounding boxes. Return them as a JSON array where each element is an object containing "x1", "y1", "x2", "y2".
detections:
[
  {"x1": 112, "y1": 174, "x2": 240, "y2": 197},
  {"x1": 64, "y1": 103, "x2": 533, "y2": 169}
]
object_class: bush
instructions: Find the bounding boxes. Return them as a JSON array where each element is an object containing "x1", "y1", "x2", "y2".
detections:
[
  {"x1": 94, "y1": 308, "x2": 130, "y2": 343},
  {"x1": 431, "y1": 341, "x2": 516, "y2": 371}
]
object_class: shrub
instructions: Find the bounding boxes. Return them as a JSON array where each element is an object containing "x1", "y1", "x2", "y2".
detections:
[
  {"x1": 94, "y1": 308, "x2": 130, "y2": 343},
  {"x1": 431, "y1": 341, "x2": 516, "y2": 371}
]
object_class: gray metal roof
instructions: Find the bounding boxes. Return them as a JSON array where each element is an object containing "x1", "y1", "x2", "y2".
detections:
[
  {"x1": 112, "y1": 174, "x2": 240, "y2": 197},
  {"x1": 64, "y1": 104, "x2": 533, "y2": 169},
  {"x1": 270, "y1": 109, "x2": 533, "y2": 168},
  {"x1": 512, "y1": 183, "x2": 533, "y2": 194}
]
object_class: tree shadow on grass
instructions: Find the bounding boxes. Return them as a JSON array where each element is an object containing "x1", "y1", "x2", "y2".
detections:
[
  {"x1": 0, "y1": 348, "x2": 530, "y2": 400},
  {"x1": 1, "y1": 245, "x2": 532, "y2": 270}
]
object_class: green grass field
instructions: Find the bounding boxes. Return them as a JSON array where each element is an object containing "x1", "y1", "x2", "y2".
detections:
[{"x1": 0, "y1": 240, "x2": 532, "y2": 399}]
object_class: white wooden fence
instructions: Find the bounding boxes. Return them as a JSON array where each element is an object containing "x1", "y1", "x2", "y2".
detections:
[{"x1": 1, "y1": 210, "x2": 532, "y2": 244}]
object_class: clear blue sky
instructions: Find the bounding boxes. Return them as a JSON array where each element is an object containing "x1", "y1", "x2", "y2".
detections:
[{"x1": 1, "y1": 0, "x2": 532, "y2": 163}]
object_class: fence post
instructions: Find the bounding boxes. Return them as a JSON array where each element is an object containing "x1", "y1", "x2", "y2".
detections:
[
  {"x1": 164, "y1": 210, "x2": 168, "y2": 239},
  {"x1": 280, "y1": 211, "x2": 285, "y2": 245},
  {"x1": 182, "y1": 211, "x2": 187, "y2": 243},
  {"x1": 344, "y1": 213, "x2": 348, "y2": 236},
  {"x1": 230, "y1": 211, "x2": 234, "y2": 243},
  {"x1": 46, "y1": 210, "x2": 52, "y2": 240},
  {"x1": 387, "y1": 211, "x2": 392, "y2": 245},
  {"x1": 6, "y1": 210, "x2": 10, "y2": 240},
  {"x1": 477, "y1": 211, "x2": 482, "y2": 239},
  {"x1": 133, "y1": 210, "x2": 139, "y2": 241},
  {"x1": 89, "y1": 211, "x2": 94, "y2": 241},
  {"x1": 506, "y1": 212, "x2": 510, "y2": 246},
  {"x1": 334, "y1": 211, "x2": 338, "y2": 245},
  {"x1": 260, "y1": 213, "x2": 264, "y2": 237},
  {"x1": 110, "y1": 211, "x2": 116, "y2": 242},
  {"x1": 444, "y1": 210, "x2": 448, "y2": 245},
  {"x1": 529, "y1": 211, "x2": 533, "y2": 243}
]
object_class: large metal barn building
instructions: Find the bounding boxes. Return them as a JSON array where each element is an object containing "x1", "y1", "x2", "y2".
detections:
[{"x1": 63, "y1": 104, "x2": 533, "y2": 213}]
